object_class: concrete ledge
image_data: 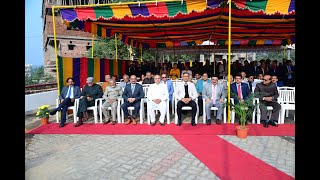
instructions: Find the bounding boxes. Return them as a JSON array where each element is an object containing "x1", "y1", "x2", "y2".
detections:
[{"x1": 25, "y1": 90, "x2": 58, "y2": 112}]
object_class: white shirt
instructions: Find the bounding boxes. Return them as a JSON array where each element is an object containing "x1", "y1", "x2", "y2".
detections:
[
  {"x1": 174, "y1": 81, "x2": 198, "y2": 100},
  {"x1": 147, "y1": 83, "x2": 169, "y2": 101},
  {"x1": 65, "y1": 86, "x2": 74, "y2": 99}
]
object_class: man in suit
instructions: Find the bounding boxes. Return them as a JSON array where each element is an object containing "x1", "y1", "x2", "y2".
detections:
[
  {"x1": 195, "y1": 73, "x2": 211, "y2": 117},
  {"x1": 75, "y1": 77, "x2": 103, "y2": 127},
  {"x1": 254, "y1": 74, "x2": 280, "y2": 128},
  {"x1": 174, "y1": 72, "x2": 198, "y2": 126},
  {"x1": 283, "y1": 60, "x2": 295, "y2": 87},
  {"x1": 50, "y1": 77, "x2": 81, "y2": 127},
  {"x1": 271, "y1": 75, "x2": 284, "y2": 87},
  {"x1": 231, "y1": 75, "x2": 251, "y2": 105},
  {"x1": 121, "y1": 75, "x2": 145, "y2": 125},
  {"x1": 202, "y1": 75, "x2": 225, "y2": 125},
  {"x1": 160, "y1": 73, "x2": 174, "y2": 103},
  {"x1": 147, "y1": 75, "x2": 169, "y2": 126}
]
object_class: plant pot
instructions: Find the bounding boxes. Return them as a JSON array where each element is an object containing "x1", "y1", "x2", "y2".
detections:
[
  {"x1": 41, "y1": 118, "x2": 49, "y2": 125},
  {"x1": 236, "y1": 125, "x2": 249, "y2": 139}
]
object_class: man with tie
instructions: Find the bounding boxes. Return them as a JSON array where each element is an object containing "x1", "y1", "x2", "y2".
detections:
[
  {"x1": 202, "y1": 75, "x2": 225, "y2": 125},
  {"x1": 160, "y1": 73, "x2": 174, "y2": 103},
  {"x1": 174, "y1": 72, "x2": 198, "y2": 126},
  {"x1": 283, "y1": 60, "x2": 295, "y2": 87},
  {"x1": 231, "y1": 75, "x2": 251, "y2": 105},
  {"x1": 121, "y1": 75, "x2": 145, "y2": 125},
  {"x1": 49, "y1": 77, "x2": 81, "y2": 127},
  {"x1": 195, "y1": 73, "x2": 211, "y2": 117}
]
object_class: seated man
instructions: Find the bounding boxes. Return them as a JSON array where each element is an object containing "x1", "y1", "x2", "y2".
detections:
[
  {"x1": 121, "y1": 75, "x2": 145, "y2": 125},
  {"x1": 271, "y1": 75, "x2": 284, "y2": 87},
  {"x1": 120, "y1": 74, "x2": 130, "y2": 90},
  {"x1": 254, "y1": 74, "x2": 280, "y2": 128},
  {"x1": 75, "y1": 77, "x2": 103, "y2": 127},
  {"x1": 101, "y1": 74, "x2": 111, "y2": 92},
  {"x1": 142, "y1": 71, "x2": 154, "y2": 84},
  {"x1": 202, "y1": 75, "x2": 225, "y2": 125},
  {"x1": 231, "y1": 75, "x2": 251, "y2": 105},
  {"x1": 147, "y1": 75, "x2": 169, "y2": 126},
  {"x1": 50, "y1": 77, "x2": 81, "y2": 127},
  {"x1": 247, "y1": 75, "x2": 257, "y2": 92},
  {"x1": 160, "y1": 73, "x2": 174, "y2": 103},
  {"x1": 195, "y1": 73, "x2": 211, "y2": 117},
  {"x1": 101, "y1": 79, "x2": 123, "y2": 125},
  {"x1": 174, "y1": 72, "x2": 198, "y2": 126}
]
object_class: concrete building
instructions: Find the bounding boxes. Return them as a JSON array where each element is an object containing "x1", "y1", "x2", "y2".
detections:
[{"x1": 25, "y1": 64, "x2": 32, "y2": 77}]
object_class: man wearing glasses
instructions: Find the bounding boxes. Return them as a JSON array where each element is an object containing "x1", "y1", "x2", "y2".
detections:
[
  {"x1": 254, "y1": 74, "x2": 281, "y2": 128},
  {"x1": 75, "y1": 77, "x2": 103, "y2": 127},
  {"x1": 160, "y1": 73, "x2": 174, "y2": 103}
]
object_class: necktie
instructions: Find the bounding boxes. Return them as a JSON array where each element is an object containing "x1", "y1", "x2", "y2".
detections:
[
  {"x1": 131, "y1": 85, "x2": 135, "y2": 94},
  {"x1": 66, "y1": 86, "x2": 71, "y2": 98},
  {"x1": 212, "y1": 85, "x2": 216, "y2": 104},
  {"x1": 287, "y1": 66, "x2": 292, "y2": 79},
  {"x1": 237, "y1": 84, "x2": 242, "y2": 99}
]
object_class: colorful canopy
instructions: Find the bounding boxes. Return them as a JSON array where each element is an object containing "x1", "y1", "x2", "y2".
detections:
[{"x1": 60, "y1": 0, "x2": 295, "y2": 48}]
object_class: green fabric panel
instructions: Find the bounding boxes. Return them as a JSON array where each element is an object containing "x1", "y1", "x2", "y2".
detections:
[
  {"x1": 217, "y1": 40, "x2": 225, "y2": 46},
  {"x1": 245, "y1": 0, "x2": 268, "y2": 12},
  {"x1": 58, "y1": 56, "x2": 64, "y2": 94},
  {"x1": 156, "y1": 43, "x2": 166, "y2": 48},
  {"x1": 94, "y1": 6, "x2": 114, "y2": 19},
  {"x1": 97, "y1": 25, "x2": 102, "y2": 37},
  {"x1": 109, "y1": 59, "x2": 114, "y2": 75},
  {"x1": 248, "y1": 40, "x2": 257, "y2": 46},
  {"x1": 88, "y1": 58, "x2": 94, "y2": 77},
  {"x1": 166, "y1": 1, "x2": 188, "y2": 16},
  {"x1": 281, "y1": 39, "x2": 288, "y2": 45},
  {"x1": 118, "y1": 60, "x2": 122, "y2": 78}
]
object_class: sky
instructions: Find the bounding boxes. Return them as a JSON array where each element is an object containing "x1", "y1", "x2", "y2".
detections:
[{"x1": 25, "y1": 0, "x2": 43, "y2": 66}]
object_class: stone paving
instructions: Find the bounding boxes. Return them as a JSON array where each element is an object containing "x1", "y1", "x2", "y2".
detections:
[
  {"x1": 219, "y1": 135, "x2": 295, "y2": 178},
  {"x1": 25, "y1": 135, "x2": 220, "y2": 180}
]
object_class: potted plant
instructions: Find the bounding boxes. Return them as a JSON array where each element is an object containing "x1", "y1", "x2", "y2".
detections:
[
  {"x1": 36, "y1": 105, "x2": 50, "y2": 125},
  {"x1": 225, "y1": 93, "x2": 257, "y2": 139}
]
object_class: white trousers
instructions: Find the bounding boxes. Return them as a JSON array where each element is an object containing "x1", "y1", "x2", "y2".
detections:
[{"x1": 148, "y1": 101, "x2": 167, "y2": 123}]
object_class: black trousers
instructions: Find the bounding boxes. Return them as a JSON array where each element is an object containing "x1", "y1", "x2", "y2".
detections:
[
  {"x1": 177, "y1": 100, "x2": 197, "y2": 124},
  {"x1": 197, "y1": 96, "x2": 203, "y2": 115},
  {"x1": 57, "y1": 98, "x2": 74, "y2": 124},
  {"x1": 77, "y1": 98, "x2": 94, "y2": 118},
  {"x1": 121, "y1": 101, "x2": 141, "y2": 119},
  {"x1": 259, "y1": 101, "x2": 281, "y2": 121}
]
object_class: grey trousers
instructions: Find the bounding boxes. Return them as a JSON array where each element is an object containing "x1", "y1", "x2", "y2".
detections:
[
  {"x1": 205, "y1": 101, "x2": 223, "y2": 120},
  {"x1": 259, "y1": 101, "x2": 281, "y2": 121},
  {"x1": 101, "y1": 101, "x2": 118, "y2": 122}
]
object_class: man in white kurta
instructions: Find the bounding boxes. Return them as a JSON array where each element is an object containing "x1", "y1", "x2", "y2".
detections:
[{"x1": 147, "y1": 75, "x2": 169, "y2": 126}]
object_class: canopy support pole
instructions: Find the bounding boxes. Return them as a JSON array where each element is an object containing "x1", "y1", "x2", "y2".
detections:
[
  {"x1": 140, "y1": 45, "x2": 143, "y2": 62},
  {"x1": 115, "y1": 33, "x2": 118, "y2": 61},
  {"x1": 52, "y1": 6, "x2": 60, "y2": 96},
  {"x1": 227, "y1": 0, "x2": 231, "y2": 123},
  {"x1": 91, "y1": 34, "x2": 94, "y2": 58}
]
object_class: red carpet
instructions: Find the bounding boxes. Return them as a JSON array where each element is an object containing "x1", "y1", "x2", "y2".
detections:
[
  {"x1": 173, "y1": 135, "x2": 294, "y2": 180},
  {"x1": 28, "y1": 123, "x2": 295, "y2": 136}
]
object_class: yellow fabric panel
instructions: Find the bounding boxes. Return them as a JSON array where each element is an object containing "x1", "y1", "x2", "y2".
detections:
[
  {"x1": 113, "y1": 59, "x2": 118, "y2": 76},
  {"x1": 265, "y1": 0, "x2": 291, "y2": 14},
  {"x1": 93, "y1": 58, "x2": 100, "y2": 83},
  {"x1": 110, "y1": 5, "x2": 132, "y2": 19},
  {"x1": 62, "y1": 57, "x2": 73, "y2": 86},
  {"x1": 186, "y1": 0, "x2": 207, "y2": 13},
  {"x1": 256, "y1": 39, "x2": 265, "y2": 45},
  {"x1": 101, "y1": 27, "x2": 106, "y2": 38},
  {"x1": 91, "y1": 23, "x2": 97, "y2": 34},
  {"x1": 195, "y1": 40, "x2": 203, "y2": 45},
  {"x1": 165, "y1": 41, "x2": 173, "y2": 47}
]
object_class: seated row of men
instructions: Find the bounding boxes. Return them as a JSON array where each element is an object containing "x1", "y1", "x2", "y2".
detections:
[{"x1": 50, "y1": 72, "x2": 280, "y2": 128}]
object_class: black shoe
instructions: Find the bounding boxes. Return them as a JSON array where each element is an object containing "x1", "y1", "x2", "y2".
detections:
[
  {"x1": 160, "y1": 123, "x2": 165, "y2": 126},
  {"x1": 262, "y1": 120, "x2": 268, "y2": 128},
  {"x1": 50, "y1": 109, "x2": 58, "y2": 115},
  {"x1": 191, "y1": 123, "x2": 197, "y2": 126},
  {"x1": 216, "y1": 119, "x2": 221, "y2": 125},
  {"x1": 206, "y1": 119, "x2": 211, "y2": 125},
  {"x1": 269, "y1": 120, "x2": 278, "y2": 127},
  {"x1": 199, "y1": 113, "x2": 203, "y2": 117},
  {"x1": 177, "y1": 121, "x2": 182, "y2": 126},
  {"x1": 59, "y1": 123, "x2": 65, "y2": 128},
  {"x1": 151, "y1": 122, "x2": 156, "y2": 126}
]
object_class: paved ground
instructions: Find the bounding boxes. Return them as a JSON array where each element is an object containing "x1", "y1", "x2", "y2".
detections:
[{"x1": 25, "y1": 110, "x2": 295, "y2": 179}]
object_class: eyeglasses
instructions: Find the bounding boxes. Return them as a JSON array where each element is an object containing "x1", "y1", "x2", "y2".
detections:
[
  {"x1": 263, "y1": 79, "x2": 270, "y2": 81},
  {"x1": 162, "y1": 77, "x2": 166, "y2": 78}
]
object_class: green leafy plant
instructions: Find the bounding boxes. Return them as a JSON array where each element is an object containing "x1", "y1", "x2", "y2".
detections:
[{"x1": 36, "y1": 105, "x2": 50, "y2": 119}]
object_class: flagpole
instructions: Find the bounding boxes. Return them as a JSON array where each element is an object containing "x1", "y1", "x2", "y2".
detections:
[
  {"x1": 227, "y1": 0, "x2": 231, "y2": 123},
  {"x1": 52, "y1": 6, "x2": 60, "y2": 96}
]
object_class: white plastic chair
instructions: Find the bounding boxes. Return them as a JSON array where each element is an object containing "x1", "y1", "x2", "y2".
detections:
[
  {"x1": 98, "y1": 98, "x2": 122, "y2": 123},
  {"x1": 146, "y1": 98, "x2": 170, "y2": 125},
  {"x1": 55, "y1": 98, "x2": 79, "y2": 124},
  {"x1": 202, "y1": 98, "x2": 229, "y2": 124},
  {"x1": 174, "y1": 97, "x2": 198, "y2": 124},
  {"x1": 120, "y1": 98, "x2": 144, "y2": 124},
  {"x1": 278, "y1": 86, "x2": 295, "y2": 124},
  {"x1": 253, "y1": 98, "x2": 281, "y2": 124}
]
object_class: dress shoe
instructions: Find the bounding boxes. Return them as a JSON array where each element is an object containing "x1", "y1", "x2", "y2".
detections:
[
  {"x1": 191, "y1": 123, "x2": 197, "y2": 126},
  {"x1": 177, "y1": 121, "x2": 182, "y2": 126},
  {"x1": 268, "y1": 120, "x2": 278, "y2": 127},
  {"x1": 49, "y1": 109, "x2": 58, "y2": 115},
  {"x1": 124, "y1": 119, "x2": 131, "y2": 125},
  {"x1": 206, "y1": 119, "x2": 211, "y2": 125},
  {"x1": 262, "y1": 120, "x2": 268, "y2": 128},
  {"x1": 103, "y1": 119, "x2": 111, "y2": 124},
  {"x1": 59, "y1": 123, "x2": 65, "y2": 128},
  {"x1": 199, "y1": 113, "x2": 203, "y2": 117},
  {"x1": 160, "y1": 122, "x2": 165, "y2": 126},
  {"x1": 74, "y1": 119, "x2": 83, "y2": 127},
  {"x1": 132, "y1": 119, "x2": 137, "y2": 125},
  {"x1": 216, "y1": 119, "x2": 221, "y2": 125},
  {"x1": 151, "y1": 122, "x2": 156, "y2": 126},
  {"x1": 111, "y1": 121, "x2": 117, "y2": 125}
]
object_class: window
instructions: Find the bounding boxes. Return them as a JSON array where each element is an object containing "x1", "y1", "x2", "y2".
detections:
[{"x1": 68, "y1": 44, "x2": 75, "y2": 50}]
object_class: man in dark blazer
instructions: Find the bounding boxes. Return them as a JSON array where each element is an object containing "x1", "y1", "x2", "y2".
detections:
[
  {"x1": 254, "y1": 74, "x2": 281, "y2": 128},
  {"x1": 50, "y1": 77, "x2": 81, "y2": 127},
  {"x1": 231, "y1": 75, "x2": 251, "y2": 104},
  {"x1": 121, "y1": 75, "x2": 145, "y2": 125}
]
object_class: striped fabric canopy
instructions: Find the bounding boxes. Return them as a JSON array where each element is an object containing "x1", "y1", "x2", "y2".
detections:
[{"x1": 60, "y1": 0, "x2": 295, "y2": 48}]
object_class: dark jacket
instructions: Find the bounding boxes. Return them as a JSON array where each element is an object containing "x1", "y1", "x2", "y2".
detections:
[{"x1": 122, "y1": 83, "x2": 145, "y2": 102}]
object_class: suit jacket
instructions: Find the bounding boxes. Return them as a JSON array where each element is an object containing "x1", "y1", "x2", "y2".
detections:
[
  {"x1": 195, "y1": 79, "x2": 212, "y2": 95},
  {"x1": 122, "y1": 83, "x2": 145, "y2": 102},
  {"x1": 59, "y1": 86, "x2": 81, "y2": 100},
  {"x1": 254, "y1": 82, "x2": 279, "y2": 102},
  {"x1": 230, "y1": 83, "x2": 251, "y2": 104},
  {"x1": 202, "y1": 83, "x2": 226, "y2": 103},
  {"x1": 81, "y1": 84, "x2": 103, "y2": 101},
  {"x1": 161, "y1": 80, "x2": 174, "y2": 102},
  {"x1": 174, "y1": 81, "x2": 198, "y2": 100}
]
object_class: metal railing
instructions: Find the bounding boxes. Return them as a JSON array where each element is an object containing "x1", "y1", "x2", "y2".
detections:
[{"x1": 25, "y1": 83, "x2": 58, "y2": 94}]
